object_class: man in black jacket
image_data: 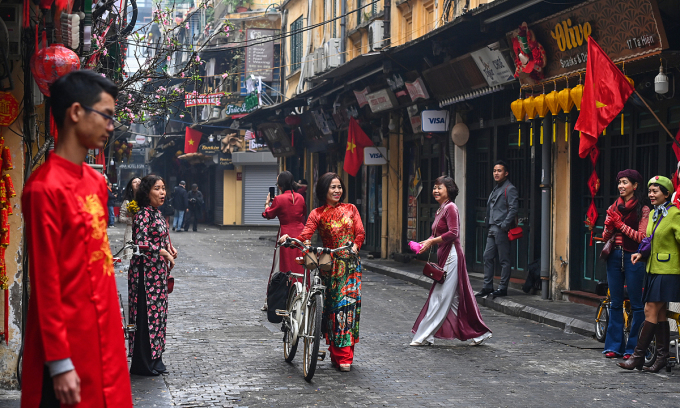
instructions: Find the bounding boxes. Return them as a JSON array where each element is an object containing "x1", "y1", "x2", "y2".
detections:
[
  {"x1": 172, "y1": 181, "x2": 189, "y2": 232},
  {"x1": 183, "y1": 184, "x2": 204, "y2": 232}
]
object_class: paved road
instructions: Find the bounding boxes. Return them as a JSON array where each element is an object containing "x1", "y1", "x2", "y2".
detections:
[{"x1": 5, "y1": 225, "x2": 680, "y2": 407}]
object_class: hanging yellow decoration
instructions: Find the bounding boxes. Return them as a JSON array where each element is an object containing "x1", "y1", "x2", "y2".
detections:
[
  {"x1": 571, "y1": 84, "x2": 584, "y2": 110},
  {"x1": 621, "y1": 113, "x2": 624, "y2": 135},
  {"x1": 511, "y1": 97, "x2": 526, "y2": 147},
  {"x1": 534, "y1": 94, "x2": 549, "y2": 144},
  {"x1": 558, "y1": 86, "x2": 574, "y2": 142},
  {"x1": 524, "y1": 96, "x2": 536, "y2": 146},
  {"x1": 546, "y1": 90, "x2": 560, "y2": 143}
]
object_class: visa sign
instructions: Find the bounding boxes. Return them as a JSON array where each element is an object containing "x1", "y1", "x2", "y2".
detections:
[
  {"x1": 421, "y1": 110, "x2": 450, "y2": 132},
  {"x1": 363, "y1": 147, "x2": 388, "y2": 166}
]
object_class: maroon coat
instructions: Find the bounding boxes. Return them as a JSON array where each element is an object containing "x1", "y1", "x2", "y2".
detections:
[
  {"x1": 262, "y1": 191, "x2": 306, "y2": 287},
  {"x1": 412, "y1": 201, "x2": 491, "y2": 341}
]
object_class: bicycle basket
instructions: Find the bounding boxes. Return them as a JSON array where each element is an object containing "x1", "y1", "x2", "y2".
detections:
[
  {"x1": 318, "y1": 252, "x2": 333, "y2": 272},
  {"x1": 303, "y1": 251, "x2": 318, "y2": 270},
  {"x1": 595, "y1": 281, "x2": 609, "y2": 297}
]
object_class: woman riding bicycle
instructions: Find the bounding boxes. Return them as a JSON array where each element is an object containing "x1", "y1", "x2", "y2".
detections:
[
  {"x1": 279, "y1": 172, "x2": 364, "y2": 372},
  {"x1": 601, "y1": 169, "x2": 648, "y2": 360}
]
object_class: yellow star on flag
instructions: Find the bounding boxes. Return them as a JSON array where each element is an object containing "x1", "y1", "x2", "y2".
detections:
[
  {"x1": 596, "y1": 101, "x2": 607, "y2": 108},
  {"x1": 346, "y1": 140, "x2": 356, "y2": 153},
  {"x1": 189, "y1": 139, "x2": 195, "y2": 145}
]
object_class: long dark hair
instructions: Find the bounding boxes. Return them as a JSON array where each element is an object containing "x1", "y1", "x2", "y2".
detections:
[
  {"x1": 434, "y1": 176, "x2": 459, "y2": 202},
  {"x1": 135, "y1": 175, "x2": 165, "y2": 208},
  {"x1": 122, "y1": 177, "x2": 141, "y2": 201},
  {"x1": 277, "y1": 171, "x2": 298, "y2": 193},
  {"x1": 315, "y1": 172, "x2": 346, "y2": 207}
]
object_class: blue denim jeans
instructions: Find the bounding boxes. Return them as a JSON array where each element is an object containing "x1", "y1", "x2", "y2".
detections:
[
  {"x1": 173, "y1": 209, "x2": 185, "y2": 230},
  {"x1": 108, "y1": 206, "x2": 115, "y2": 226},
  {"x1": 604, "y1": 248, "x2": 645, "y2": 356}
]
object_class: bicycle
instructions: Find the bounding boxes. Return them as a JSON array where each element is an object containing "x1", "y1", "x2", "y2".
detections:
[
  {"x1": 111, "y1": 240, "x2": 148, "y2": 340},
  {"x1": 277, "y1": 237, "x2": 355, "y2": 382},
  {"x1": 595, "y1": 281, "x2": 655, "y2": 366}
]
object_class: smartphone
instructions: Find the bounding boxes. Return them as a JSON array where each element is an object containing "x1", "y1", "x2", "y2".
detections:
[{"x1": 269, "y1": 186, "x2": 276, "y2": 198}]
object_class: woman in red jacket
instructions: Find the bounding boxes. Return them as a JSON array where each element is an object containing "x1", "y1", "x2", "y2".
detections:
[{"x1": 261, "y1": 171, "x2": 307, "y2": 310}]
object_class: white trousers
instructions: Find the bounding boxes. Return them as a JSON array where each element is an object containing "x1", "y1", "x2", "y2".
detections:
[{"x1": 412, "y1": 248, "x2": 460, "y2": 344}]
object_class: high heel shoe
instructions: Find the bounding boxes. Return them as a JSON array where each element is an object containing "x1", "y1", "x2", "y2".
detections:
[{"x1": 339, "y1": 364, "x2": 351, "y2": 372}]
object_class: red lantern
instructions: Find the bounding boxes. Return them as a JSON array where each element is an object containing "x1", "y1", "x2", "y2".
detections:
[{"x1": 30, "y1": 32, "x2": 81, "y2": 97}]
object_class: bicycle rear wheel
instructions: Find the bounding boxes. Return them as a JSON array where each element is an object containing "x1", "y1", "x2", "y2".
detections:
[
  {"x1": 303, "y1": 293, "x2": 323, "y2": 382},
  {"x1": 595, "y1": 302, "x2": 609, "y2": 343},
  {"x1": 283, "y1": 286, "x2": 300, "y2": 363}
]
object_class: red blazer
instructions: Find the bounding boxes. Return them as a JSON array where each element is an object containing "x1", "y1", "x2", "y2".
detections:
[
  {"x1": 21, "y1": 154, "x2": 132, "y2": 408},
  {"x1": 262, "y1": 190, "x2": 306, "y2": 278}
]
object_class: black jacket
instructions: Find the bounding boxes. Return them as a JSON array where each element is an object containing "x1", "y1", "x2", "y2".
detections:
[
  {"x1": 173, "y1": 186, "x2": 189, "y2": 210},
  {"x1": 188, "y1": 190, "x2": 204, "y2": 209}
]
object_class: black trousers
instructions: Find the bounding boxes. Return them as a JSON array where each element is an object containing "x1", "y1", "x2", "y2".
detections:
[
  {"x1": 129, "y1": 273, "x2": 166, "y2": 376},
  {"x1": 40, "y1": 366, "x2": 59, "y2": 407},
  {"x1": 183, "y1": 208, "x2": 199, "y2": 231}
]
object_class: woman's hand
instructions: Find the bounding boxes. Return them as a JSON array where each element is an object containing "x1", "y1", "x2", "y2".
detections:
[
  {"x1": 631, "y1": 253, "x2": 642, "y2": 264},
  {"x1": 418, "y1": 238, "x2": 434, "y2": 254},
  {"x1": 160, "y1": 249, "x2": 175, "y2": 270},
  {"x1": 265, "y1": 193, "x2": 271, "y2": 208},
  {"x1": 278, "y1": 234, "x2": 290, "y2": 245},
  {"x1": 169, "y1": 244, "x2": 178, "y2": 259},
  {"x1": 352, "y1": 244, "x2": 358, "y2": 254}
]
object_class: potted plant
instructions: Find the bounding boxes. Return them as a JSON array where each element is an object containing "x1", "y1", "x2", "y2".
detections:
[{"x1": 223, "y1": 0, "x2": 251, "y2": 13}]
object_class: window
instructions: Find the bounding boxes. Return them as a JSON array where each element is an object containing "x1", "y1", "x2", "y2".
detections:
[
  {"x1": 290, "y1": 17, "x2": 303, "y2": 73},
  {"x1": 403, "y1": 10, "x2": 413, "y2": 43},
  {"x1": 423, "y1": 0, "x2": 435, "y2": 33}
]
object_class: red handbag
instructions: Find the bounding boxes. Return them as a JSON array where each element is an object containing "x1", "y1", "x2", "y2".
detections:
[
  {"x1": 508, "y1": 226, "x2": 523, "y2": 241},
  {"x1": 422, "y1": 230, "x2": 447, "y2": 284}
]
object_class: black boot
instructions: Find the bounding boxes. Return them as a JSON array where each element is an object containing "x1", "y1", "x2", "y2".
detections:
[
  {"x1": 644, "y1": 321, "x2": 669, "y2": 373},
  {"x1": 619, "y1": 321, "x2": 657, "y2": 370}
]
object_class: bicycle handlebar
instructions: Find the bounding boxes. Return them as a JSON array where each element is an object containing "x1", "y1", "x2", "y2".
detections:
[{"x1": 281, "y1": 237, "x2": 355, "y2": 255}]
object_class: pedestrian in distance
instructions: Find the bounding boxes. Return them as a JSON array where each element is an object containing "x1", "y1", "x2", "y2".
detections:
[
  {"x1": 129, "y1": 174, "x2": 178, "y2": 376},
  {"x1": 107, "y1": 180, "x2": 117, "y2": 227},
  {"x1": 183, "y1": 183, "x2": 204, "y2": 232},
  {"x1": 411, "y1": 176, "x2": 492, "y2": 347},
  {"x1": 120, "y1": 177, "x2": 142, "y2": 262},
  {"x1": 261, "y1": 171, "x2": 306, "y2": 311},
  {"x1": 625, "y1": 176, "x2": 680, "y2": 372},
  {"x1": 172, "y1": 180, "x2": 189, "y2": 232},
  {"x1": 278, "y1": 172, "x2": 365, "y2": 372},
  {"x1": 600, "y1": 169, "x2": 648, "y2": 360},
  {"x1": 476, "y1": 160, "x2": 518, "y2": 299},
  {"x1": 21, "y1": 70, "x2": 132, "y2": 407}
]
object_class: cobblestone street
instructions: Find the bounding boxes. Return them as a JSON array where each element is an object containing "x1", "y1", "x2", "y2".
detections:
[{"x1": 109, "y1": 226, "x2": 680, "y2": 408}]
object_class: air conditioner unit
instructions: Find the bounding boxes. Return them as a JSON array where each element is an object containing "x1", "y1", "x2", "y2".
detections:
[
  {"x1": 314, "y1": 47, "x2": 325, "y2": 74},
  {"x1": 368, "y1": 20, "x2": 384, "y2": 51},
  {"x1": 0, "y1": 3, "x2": 22, "y2": 59},
  {"x1": 325, "y1": 38, "x2": 341, "y2": 70},
  {"x1": 305, "y1": 54, "x2": 316, "y2": 78}
]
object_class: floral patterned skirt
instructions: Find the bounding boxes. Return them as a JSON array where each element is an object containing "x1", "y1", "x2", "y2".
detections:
[{"x1": 321, "y1": 255, "x2": 361, "y2": 348}]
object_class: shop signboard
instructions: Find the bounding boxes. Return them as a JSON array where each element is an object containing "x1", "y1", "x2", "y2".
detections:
[
  {"x1": 421, "y1": 110, "x2": 450, "y2": 133},
  {"x1": 185, "y1": 92, "x2": 223, "y2": 107},
  {"x1": 366, "y1": 89, "x2": 398, "y2": 113},
  {"x1": 198, "y1": 142, "x2": 220, "y2": 156},
  {"x1": 469, "y1": 45, "x2": 516, "y2": 87},
  {"x1": 218, "y1": 150, "x2": 235, "y2": 170},
  {"x1": 135, "y1": 135, "x2": 146, "y2": 144},
  {"x1": 509, "y1": 0, "x2": 668, "y2": 85},
  {"x1": 245, "y1": 29, "x2": 276, "y2": 82},
  {"x1": 364, "y1": 147, "x2": 388, "y2": 166}
]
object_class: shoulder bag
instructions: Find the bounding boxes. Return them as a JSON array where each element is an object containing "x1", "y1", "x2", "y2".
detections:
[
  {"x1": 638, "y1": 207, "x2": 667, "y2": 260},
  {"x1": 503, "y1": 186, "x2": 523, "y2": 241},
  {"x1": 422, "y1": 225, "x2": 447, "y2": 284},
  {"x1": 599, "y1": 236, "x2": 615, "y2": 260}
]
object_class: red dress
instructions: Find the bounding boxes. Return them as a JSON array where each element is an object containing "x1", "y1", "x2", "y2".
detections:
[
  {"x1": 262, "y1": 190, "x2": 306, "y2": 288},
  {"x1": 21, "y1": 154, "x2": 132, "y2": 408}
]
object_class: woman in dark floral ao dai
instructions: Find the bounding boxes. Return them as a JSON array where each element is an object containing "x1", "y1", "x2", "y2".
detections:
[{"x1": 128, "y1": 175, "x2": 177, "y2": 376}]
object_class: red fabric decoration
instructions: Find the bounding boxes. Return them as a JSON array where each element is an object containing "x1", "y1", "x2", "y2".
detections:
[
  {"x1": 587, "y1": 170, "x2": 600, "y2": 197},
  {"x1": 673, "y1": 128, "x2": 680, "y2": 162},
  {"x1": 2, "y1": 146, "x2": 12, "y2": 171},
  {"x1": 589, "y1": 145, "x2": 600, "y2": 166},
  {"x1": 184, "y1": 127, "x2": 202, "y2": 154},
  {"x1": 575, "y1": 38, "x2": 634, "y2": 158},
  {"x1": 343, "y1": 117, "x2": 374, "y2": 177},
  {"x1": 30, "y1": 32, "x2": 81, "y2": 97}
]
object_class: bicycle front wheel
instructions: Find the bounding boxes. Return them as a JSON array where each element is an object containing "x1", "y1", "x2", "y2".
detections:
[
  {"x1": 303, "y1": 293, "x2": 323, "y2": 382},
  {"x1": 595, "y1": 302, "x2": 609, "y2": 343},
  {"x1": 283, "y1": 286, "x2": 300, "y2": 363}
]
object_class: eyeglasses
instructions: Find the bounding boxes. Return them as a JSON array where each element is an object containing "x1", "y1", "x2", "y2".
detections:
[{"x1": 82, "y1": 105, "x2": 115, "y2": 127}]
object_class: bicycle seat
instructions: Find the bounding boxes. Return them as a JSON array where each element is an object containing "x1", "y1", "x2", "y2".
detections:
[{"x1": 595, "y1": 281, "x2": 609, "y2": 296}]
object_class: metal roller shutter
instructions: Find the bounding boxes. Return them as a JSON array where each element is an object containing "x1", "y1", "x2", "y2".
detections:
[
  {"x1": 243, "y1": 165, "x2": 279, "y2": 225},
  {"x1": 214, "y1": 167, "x2": 224, "y2": 225}
]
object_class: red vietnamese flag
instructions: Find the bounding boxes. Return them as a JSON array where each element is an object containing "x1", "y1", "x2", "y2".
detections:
[
  {"x1": 575, "y1": 38, "x2": 634, "y2": 158},
  {"x1": 185, "y1": 127, "x2": 202, "y2": 154},
  {"x1": 343, "y1": 117, "x2": 374, "y2": 177}
]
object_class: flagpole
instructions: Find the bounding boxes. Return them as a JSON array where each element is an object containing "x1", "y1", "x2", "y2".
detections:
[{"x1": 633, "y1": 89, "x2": 680, "y2": 150}]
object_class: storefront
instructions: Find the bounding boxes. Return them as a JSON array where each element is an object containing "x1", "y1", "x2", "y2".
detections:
[{"x1": 233, "y1": 151, "x2": 279, "y2": 226}]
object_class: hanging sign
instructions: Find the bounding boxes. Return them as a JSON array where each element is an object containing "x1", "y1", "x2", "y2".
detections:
[
  {"x1": 245, "y1": 29, "x2": 275, "y2": 82},
  {"x1": 353, "y1": 87, "x2": 370, "y2": 107},
  {"x1": 135, "y1": 135, "x2": 146, "y2": 144},
  {"x1": 218, "y1": 150, "x2": 234, "y2": 170},
  {"x1": 198, "y1": 142, "x2": 220, "y2": 156},
  {"x1": 0, "y1": 92, "x2": 19, "y2": 126},
  {"x1": 364, "y1": 147, "x2": 388, "y2": 165},
  {"x1": 470, "y1": 45, "x2": 516, "y2": 87},
  {"x1": 510, "y1": 0, "x2": 668, "y2": 84},
  {"x1": 421, "y1": 110, "x2": 450, "y2": 132},
  {"x1": 185, "y1": 92, "x2": 224, "y2": 107},
  {"x1": 366, "y1": 89, "x2": 397, "y2": 113},
  {"x1": 405, "y1": 78, "x2": 430, "y2": 101}
]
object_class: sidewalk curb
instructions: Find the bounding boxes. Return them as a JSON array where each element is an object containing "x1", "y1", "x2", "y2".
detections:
[{"x1": 362, "y1": 261, "x2": 596, "y2": 338}]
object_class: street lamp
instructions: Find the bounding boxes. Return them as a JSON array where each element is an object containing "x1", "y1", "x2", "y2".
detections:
[{"x1": 264, "y1": 3, "x2": 281, "y2": 22}]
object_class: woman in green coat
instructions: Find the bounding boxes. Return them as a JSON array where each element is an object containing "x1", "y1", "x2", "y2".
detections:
[{"x1": 622, "y1": 176, "x2": 680, "y2": 372}]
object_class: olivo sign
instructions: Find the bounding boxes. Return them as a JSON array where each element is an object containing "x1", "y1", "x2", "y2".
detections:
[{"x1": 550, "y1": 19, "x2": 592, "y2": 52}]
